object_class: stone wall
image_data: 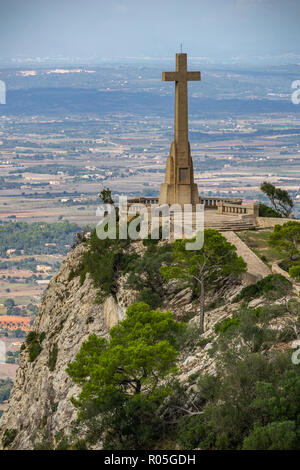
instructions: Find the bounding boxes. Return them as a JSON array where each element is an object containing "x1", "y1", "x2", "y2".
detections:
[{"x1": 256, "y1": 217, "x2": 296, "y2": 228}]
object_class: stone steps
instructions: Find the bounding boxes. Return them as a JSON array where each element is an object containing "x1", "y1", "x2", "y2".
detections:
[
  {"x1": 205, "y1": 224, "x2": 254, "y2": 232},
  {"x1": 204, "y1": 216, "x2": 255, "y2": 231},
  {"x1": 158, "y1": 209, "x2": 256, "y2": 233},
  {"x1": 203, "y1": 210, "x2": 256, "y2": 232}
]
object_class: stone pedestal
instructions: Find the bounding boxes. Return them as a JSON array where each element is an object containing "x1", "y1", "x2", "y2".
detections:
[{"x1": 159, "y1": 141, "x2": 199, "y2": 205}]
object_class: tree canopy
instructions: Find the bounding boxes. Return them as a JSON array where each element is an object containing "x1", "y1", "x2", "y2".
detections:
[
  {"x1": 99, "y1": 187, "x2": 114, "y2": 205},
  {"x1": 160, "y1": 229, "x2": 247, "y2": 332},
  {"x1": 177, "y1": 304, "x2": 300, "y2": 450},
  {"x1": 269, "y1": 221, "x2": 300, "y2": 261},
  {"x1": 67, "y1": 302, "x2": 186, "y2": 449},
  {"x1": 261, "y1": 181, "x2": 294, "y2": 218}
]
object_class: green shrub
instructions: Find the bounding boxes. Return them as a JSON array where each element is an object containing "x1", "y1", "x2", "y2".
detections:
[
  {"x1": 234, "y1": 274, "x2": 292, "y2": 302},
  {"x1": 259, "y1": 203, "x2": 282, "y2": 218},
  {"x1": 214, "y1": 317, "x2": 240, "y2": 334},
  {"x1": 26, "y1": 331, "x2": 37, "y2": 344},
  {"x1": 278, "y1": 328, "x2": 296, "y2": 343},
  {"x1": 177, "y1": 415, "x2": 208, "y2": 450},
  {"x1": 257, "y1": 304, "x2": 286, "y2": 321},
  {"x1": 39, "y1": 332, "x2": 46, "y2": 343},
  {"x1": 68, "y1": 270, "x2": 76, "y2": 281},
  {"x1": 72, "y1": 439, "x2": 88, "y2": 450},
  {"x1": 279, "y1": 258, "x2": 296, "y2": 272},
  {"x1": 28, "y1": 342, "x2": 42, "y2": 362},
  {"x1": 71, "y1": 229, "x2": 135, "y2": 302},
  {"x1": 289, "y1": 263, "x2": 300, "y2": 281},
  {"x1": 2, "y1": 428, "x2": 17, "y2": 448},
  {"x1": 176, "y1": 352, "x2": 300, "y2": 450},
  {"x1": 48, "y1": 344, "x2": 58, "y2": 371},
  {"x1": 26, "y1": 331, "x2": 43, "y2": 362},
  {"x1": 206, "y1": 298, "x2": 225, "y2": 311},
  {"x1": 137, "y1": 288, "x2": 162, "y2": 309},
  {"x1": 188, "y1": 371, "x2": 201, "y2": 384},
  {"x1": 198, "y1": 337, "x2": 213, "y2": 348},
  {"x1": 51, "y1": 402, "x2": 58, "y2": 413},
  {"x1": 126, "y1": 242, "x2": 172, "y2": 309},
  {"x1": 242, "y1": 421, "x2": 299, "y2": 450},
  {"x1": 214, "y1": 307, "x2": 278, "y2": 355}
]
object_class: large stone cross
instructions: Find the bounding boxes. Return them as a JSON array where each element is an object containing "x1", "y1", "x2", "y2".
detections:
[
  {"x1": 159, "y1": 53, "x2": 201, "y2": 206},
  {"x1": 162, "y1": 53, "x2": 200, "y2": 153}
]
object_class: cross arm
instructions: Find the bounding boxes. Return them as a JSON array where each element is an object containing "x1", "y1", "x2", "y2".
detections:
[
  {"x1": 162, "y1": 72, "x2": 178, "y2": 81},
  {"x1": 162, "y1": 71, "x2": 201, "y2": 82},
  {"x1": 187, "y1": 71, "x2": 201, "y2": 81}
]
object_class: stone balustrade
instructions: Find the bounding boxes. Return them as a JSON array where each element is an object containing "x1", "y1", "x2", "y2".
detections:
[
  {"x1": 127, "y1": 197, "x2": 159, "y2": 205},
  {"x1": 200, "y1": 196, "x2": 242, "y2": 209},
  {"x1": 127, "y1": 196, "x2": 242, "y2": 209},
  {"x1": 125, "y1": 196, "x2": 249, "y2": 216},
  {"x1": 217, "y1": 201, "x2": 259, "y2": 217}
]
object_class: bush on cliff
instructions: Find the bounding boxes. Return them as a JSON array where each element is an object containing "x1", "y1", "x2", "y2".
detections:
[
  {"x1": 177, "y1": 348, "x2": 300, "y2": 450},
  {"x1": 234, "y1": 274, "x2": 292, "y2": 302},
  {"x1": 126, "y1": 241, "x2": 173, "y2": 309},
  {"x1": 69, "y1": 228, "x2": 137, "y2": 301},
  {"x1": 26, "y1": 331, "x2": 44, "y2": 362},
  {"x1": 258, "y1": 203, "x2": 282, "y2": 218}
]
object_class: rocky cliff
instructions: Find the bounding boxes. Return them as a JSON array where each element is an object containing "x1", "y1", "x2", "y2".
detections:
[
  {"x1": 0, "y1": 241, "x2": 253, "y2": 449},
  {"x1": 0, "y1": 244, "x2": 124, "y2": 449}
]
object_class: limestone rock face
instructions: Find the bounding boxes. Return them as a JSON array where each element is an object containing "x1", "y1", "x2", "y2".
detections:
[{"x1": 0, "y1": 244, "x2": 127, "y2": 450}]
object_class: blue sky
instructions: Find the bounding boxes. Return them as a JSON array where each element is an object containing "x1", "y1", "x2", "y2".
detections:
[{"x1": 1, "y1": 0, "x2": 300, "y2": 62}]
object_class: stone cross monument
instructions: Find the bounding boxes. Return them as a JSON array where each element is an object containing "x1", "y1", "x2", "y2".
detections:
[{"x1": 159, "y1": 53, "x2": 200, "y2": 206}]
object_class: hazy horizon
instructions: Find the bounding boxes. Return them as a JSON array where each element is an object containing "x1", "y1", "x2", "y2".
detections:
[{"x1": 1, "y1": 0, "x2": 300, "y2": 65}]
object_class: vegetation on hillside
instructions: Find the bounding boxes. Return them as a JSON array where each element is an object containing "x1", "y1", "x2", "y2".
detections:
[
  {"x1": 70, "y1": 225, "x2": 172, "y2": 306},
  {"x1": 17, "y1": 217, "x2": 300, "y2": 451},
  {"x1": 238, "y1": 221, "x2": 300, "y2": 283},
  {"x1": 64, "y1": 287, "x2": 300, "y2": 450},
  {"x1": 67, "y1": 302, "x2": 186, "y2": 450},
  {"x1": 177, "y1": 351, "x2": 300, "y2": 450},
  {"x1": 258, "y1": 203, "x2": 282, "y2": 218},
  {"x1": 234, "y1": 273, "x2": 292, "y2": 302},
  {"x1": 126, "y1": 240, "x2": 173, "y2": 309},
  {"x1": 269, "y1": 221, "x2": 300, "y2": 261},
  {"x1": 69, "y1": 228, "x2": 135, "y2": 302},
  {"x1": 0, "y1": 220, "x2": 82, "y2": 256},
  {"x1": 160, "y1": 230, "x2": 246, "y2": 332}
]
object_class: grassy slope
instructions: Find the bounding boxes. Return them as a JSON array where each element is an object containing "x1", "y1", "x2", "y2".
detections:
[{"x1": 237, "y1": 229, "x2": 283, "y2": 267}]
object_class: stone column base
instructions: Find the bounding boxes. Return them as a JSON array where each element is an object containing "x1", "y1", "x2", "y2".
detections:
[{"x1": 159, "y1": 182, "x2": 199, "y2": 206}]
